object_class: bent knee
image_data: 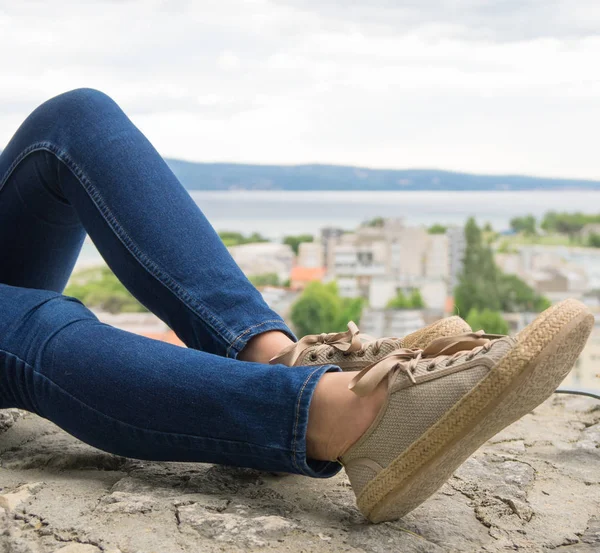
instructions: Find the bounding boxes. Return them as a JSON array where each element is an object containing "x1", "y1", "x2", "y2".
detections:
[{"x1": 39, "y1": 88, "x2": 120, "y2": 124}]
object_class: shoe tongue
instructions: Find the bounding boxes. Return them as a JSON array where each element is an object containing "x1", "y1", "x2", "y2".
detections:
[{"x1": 421, "y1": 331, "x2": 491, "y2": 357}]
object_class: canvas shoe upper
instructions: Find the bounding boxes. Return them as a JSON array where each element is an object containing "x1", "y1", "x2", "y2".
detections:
[
  {"x1": 270, "y1": 316, "x2": 472, "y2": 370},
  {"x1": 337, "y1": 299, "x2": 594, "y2": 522}
]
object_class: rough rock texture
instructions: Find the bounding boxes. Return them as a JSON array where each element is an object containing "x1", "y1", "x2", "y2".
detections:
[{"x1": 1, "y1": 395, "x2": 599, "y2": 553}]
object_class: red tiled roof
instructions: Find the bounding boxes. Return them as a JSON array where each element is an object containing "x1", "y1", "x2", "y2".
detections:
[{"x1": 290, "y1": 266, "x2": 326, "y2": 282}]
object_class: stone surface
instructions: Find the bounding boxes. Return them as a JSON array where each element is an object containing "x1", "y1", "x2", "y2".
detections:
[
  {"x1": 0, "y1": 394, "x2": 599, "y2": 553},
  {"x1": 54, "y1": 545, "x2": 102, "y2": 553}
]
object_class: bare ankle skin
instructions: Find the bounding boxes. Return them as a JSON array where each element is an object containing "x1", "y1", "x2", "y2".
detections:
[
  {"x1": 237, "y1": 331, "x2": 294, "y2": 364},
  {"x1": 306, "y1": 372, "x2": 387, "y2": 461},
  {"x1": 238, "y1": 334, "x2": 386, "y2": 461}
]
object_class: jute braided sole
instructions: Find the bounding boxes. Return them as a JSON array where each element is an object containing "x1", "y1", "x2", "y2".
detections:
[
  {"x1": 401, "y1": 316, "x2": 469, "y2": 349},
  {"x1": 358, "y1": 299, "x2": 594, "y2": 522}
]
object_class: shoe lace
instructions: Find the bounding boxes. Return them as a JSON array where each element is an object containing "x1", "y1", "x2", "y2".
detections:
[
  {"x1": 269, "y1": 322, "x2": 403, "y2": 366},
  {"x1": 349, "y1": 331, "x2": 501, "y2": 396}
]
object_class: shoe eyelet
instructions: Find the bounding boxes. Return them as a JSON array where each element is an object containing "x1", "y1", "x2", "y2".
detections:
[
  {"x1": 426, "y1": 364, "x2": 435, "y2": 372},
  {"x1": 372, "y1": 347, "x2": 380, "y2": 356},
  {"x1": 326, "y1": 349, "x2": 334, "y2": 359},
  {"x1": 342, "y1": 351, "x2": 351, "y2": 357},
  {"x1": 357, "y1": 350, "x2": 365, "y2": 357},
  {"x1": 309, "y1": 352, "x2": 318, "y2": 361}
]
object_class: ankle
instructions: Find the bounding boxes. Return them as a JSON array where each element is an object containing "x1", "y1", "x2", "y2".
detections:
[
  {"x1": 237, "y1": 330, "x2": 294, "y2": 364},
  {"x1": 306, "y1": 372, "x2": 387, "y2": 461}
]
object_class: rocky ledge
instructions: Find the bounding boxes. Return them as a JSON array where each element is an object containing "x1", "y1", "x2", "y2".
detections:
[{"x1": 1, "y1": 395, "x2": 599, "y2": 553}]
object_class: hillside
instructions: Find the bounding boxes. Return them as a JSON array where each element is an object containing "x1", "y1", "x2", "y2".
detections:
[
  {"x1": 165, "y1": 159, "x2": 600, "y2": 191},
  {"x1": 2, "y1": 149, "x2": 599, "y2": 190}
]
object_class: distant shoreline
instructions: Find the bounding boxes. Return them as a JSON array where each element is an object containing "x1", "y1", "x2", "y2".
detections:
[
  {"x1": 2, "y1": 150, "x2": 599, "y2": 190},
  {"x1": 166, "y1": 158, "x2": 600, "y2": 192}
]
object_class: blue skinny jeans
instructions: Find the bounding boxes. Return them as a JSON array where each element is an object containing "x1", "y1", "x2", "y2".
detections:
[{"x1": 0, "y1": 88, "x2": 341, "y2": 478}]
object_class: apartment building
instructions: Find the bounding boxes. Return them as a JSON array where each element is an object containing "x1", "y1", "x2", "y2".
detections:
[
  {"x1": 297, "y1": 241, "x2": 324, "y2": 268},
  {"x1": 326, "y1": 219, "x2": 451, "y2": 311},
  {"x1": 496, "y1": 244, "x2": 600, "y2": 300},
  {"x1": 359, "y1": 308, "x2": 426, "y2": 338},
  {"x1": 228, "y1": 242, "x2": 294, "y2": 283}
]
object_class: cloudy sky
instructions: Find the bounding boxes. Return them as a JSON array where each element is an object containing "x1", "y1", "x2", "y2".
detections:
[{"x1": 1, "y1": 0, "x2": 600, "y2": 178}]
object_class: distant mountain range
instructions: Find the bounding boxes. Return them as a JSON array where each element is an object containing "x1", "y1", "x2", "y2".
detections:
[
  {"x1": 2, "y1": 148, "x2": 599, "y2": 190},
  {"x1": 165, "y1": 159, "x2": 600, "y2": 191}
]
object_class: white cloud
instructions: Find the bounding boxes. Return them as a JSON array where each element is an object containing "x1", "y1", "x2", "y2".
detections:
[{"x1": 1, "y1": 0, "x2": 599, "y2": 178}]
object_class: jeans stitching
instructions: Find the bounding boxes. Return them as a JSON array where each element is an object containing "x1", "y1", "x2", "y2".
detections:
[
  {"x1": 226, "y1": 319, "x2": 289, "y2": 358},
  {"x1": 1, "y1": 142, "x2": 239, "y2": 351},
  {"x1": 0, "y1": 142, "x2": 51, "y2": 192},
  {"x1": 291, "y1": 366, "x2": 324, "y2": 475}
]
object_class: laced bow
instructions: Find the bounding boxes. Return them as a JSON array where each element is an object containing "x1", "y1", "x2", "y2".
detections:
[
  {"x1": 349, "y1": 331, "x2": 502, "y2": 396},
  {"x1": 270, "y1": 321, "x2": 364, "y2": 366}
]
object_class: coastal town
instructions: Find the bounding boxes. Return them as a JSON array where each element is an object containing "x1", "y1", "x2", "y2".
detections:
[{"x1": 78, "y1": 215, "x2": 600, "y2": 391}]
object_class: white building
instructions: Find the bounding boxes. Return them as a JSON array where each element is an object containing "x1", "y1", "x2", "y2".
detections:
[
  {"x1": 297, "y1": 241, "x2": 324, "y2": 268},
  {"x1": 326, "y1": 219, "x2": 450, "y2": 311},
  {"x1": 496, "y1": 244, "x2": 600, "y2": 299},
  {"x1": 360, "y1": 308, "x2": 426, "y2": 339},
  {"x1": 228, "y1": 242, "x2": 294, "y2": 283}
]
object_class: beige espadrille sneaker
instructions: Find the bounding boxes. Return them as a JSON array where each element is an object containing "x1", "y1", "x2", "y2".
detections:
[
  {"x1": 270, "y1": 316, "x2": 471, "y2": 369},
  {"x1": 339, "y1": 299, "x2": 594, "y2": 523}
]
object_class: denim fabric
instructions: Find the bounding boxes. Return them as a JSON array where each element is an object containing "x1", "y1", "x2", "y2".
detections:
[{"x1": 0, "y1": 88, "x2": 342, "y2": 477}]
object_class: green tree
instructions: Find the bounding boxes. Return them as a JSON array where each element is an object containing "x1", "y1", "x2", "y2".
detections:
[
  {"x1": 386, "y1": 290, "x2": 408, "y2": 309},
  {"x1": 510, "y1": 214, "x2": 537, "y2": 235},
  {"x1": 248, "y1": 273, "x2": 280, "y2": 287},
  {"x1": 65, "y1": 266, "x2": 148, "y2": 314},
  {"x1": 386, "y1": 289, "x2": 426, "y2": 309},
  {"x1": 290, "y1": 281, "x2": 364, "y2": 336},
  {"x1": 283, "y1": 234, "x2": 314, "y2": 255},
  {"x1": 497, "y1": 239, "x2": 517, "y2": 254},
  {"x1": 541, "y1": 212, "x2": 600, "y2": 241},
  {"x1": 455, "y1": 218, "x2": 550, "y2": 315},
  {"x1": 364, "y1": 216, "x2": 385, "y2": 228},
  {"x1": 409, "y1": 289, "x2": 425, "y2": 308},
  {"x1": 428, "y1": 223, "x2": 447, "y2": 235},
  {"x1": 497, "y1": 274, "x2": 551, "y2": 312},
  {"x1": 588, "y1": 233, "x2": 600, "y2": 248},
  {"x1": 466, "y1": 308, "x2": 509, "y2": 335},
  {"x1": 454, "y1": 218, "x2": 501, "y2": 316},
  {"x1": 219, "y1": 231, "x2": 269, "y2": 247}
]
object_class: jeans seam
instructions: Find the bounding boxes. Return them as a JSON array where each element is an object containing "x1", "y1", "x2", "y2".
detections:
[
  {"x1": 1, "y1": 142, "x2": 239, "y2": 351},
  {"x1": 291, "y1": 366, "x2": 324, "y2": 475},
  {"x1": 226, "y1": 319, "x2": 288, "y2": 358}
]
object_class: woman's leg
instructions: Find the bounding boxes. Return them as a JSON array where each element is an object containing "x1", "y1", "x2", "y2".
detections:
[
  {"x1": 0, "y1": 90, "x2": 379, "y2": 479},
  {"x1": 0, "y1": 88, "x2": 293, "y2": 357},
  {"x1": 0, "y1": 282, "x2": 357, "y2": 475}
]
